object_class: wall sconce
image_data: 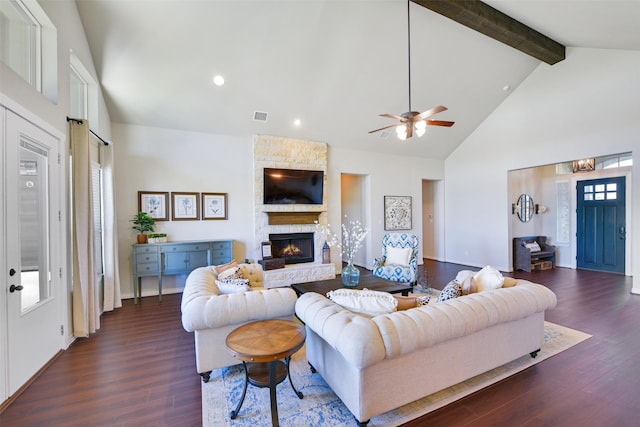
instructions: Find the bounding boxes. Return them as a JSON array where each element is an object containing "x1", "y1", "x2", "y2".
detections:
[
  {"x1": 572, "y1": 158, "x2": 595, "y2": 173},
  {"x1": 535, "y1": 204, "x2": 548, "y2": 214}
]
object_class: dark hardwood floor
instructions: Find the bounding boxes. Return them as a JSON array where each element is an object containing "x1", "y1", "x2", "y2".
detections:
[{"x1": 1, "y1": 260, "x2": 637, "y2": 426}]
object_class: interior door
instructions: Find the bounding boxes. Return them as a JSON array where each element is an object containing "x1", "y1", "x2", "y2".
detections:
[
  {"x1": 4, "y1": 109, "x2": 61, "y2": 396},
  {"x1": 576, "y1": 177, "x2": 626, "y2": 273}
]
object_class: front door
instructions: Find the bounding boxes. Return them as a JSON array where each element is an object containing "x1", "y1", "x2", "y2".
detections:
[
  {"x1": 576, "y1": 177, "x2": 626, "y2": 273},
  {"x1": 4, "y1": 109, "x2": 62, "y2": 396}
]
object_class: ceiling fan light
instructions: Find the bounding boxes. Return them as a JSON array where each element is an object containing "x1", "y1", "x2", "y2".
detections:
[
  {"x1": 415, "y1": 120, "x2": 426, "y2": 136},
  {"x1": 396, "y1": 125, "x2": 407, "y2": 140}
]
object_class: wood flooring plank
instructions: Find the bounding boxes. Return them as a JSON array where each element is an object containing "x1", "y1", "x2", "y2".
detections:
[{"x1": 0, "y1": 261, "x2": 637, "y2": 426}]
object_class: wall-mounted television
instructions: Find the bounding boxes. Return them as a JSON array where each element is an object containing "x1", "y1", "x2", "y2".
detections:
[{"x1": 263, "y1": 168, "x2": 324, "y2": 205}]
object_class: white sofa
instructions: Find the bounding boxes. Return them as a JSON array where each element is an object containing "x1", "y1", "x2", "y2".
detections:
[
  {"x1": 181, "y1": 263, "x2": 297, "y2": 382},
  {"x1": 295, "y1": 279, "x2": 557, "y2": 426}
]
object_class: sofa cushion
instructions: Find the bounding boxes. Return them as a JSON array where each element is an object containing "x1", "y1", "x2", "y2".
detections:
[
  {"x1": 327, "y1": 288, "x2": 398, "y2": 316},
  {"x1": 474, "y1": 265, "x2": 505, "y2": 292},
  {"x1": 385, "y1": 246, "x2": 412, "y2": 266},
  {"x1": 437, "y1": 279, "x2": 462, "y2": 302}
]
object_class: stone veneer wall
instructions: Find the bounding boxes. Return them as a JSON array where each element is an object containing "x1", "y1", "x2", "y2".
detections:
[{"x1": 253, "y1": 135, "x2": 335, "y2": 287}]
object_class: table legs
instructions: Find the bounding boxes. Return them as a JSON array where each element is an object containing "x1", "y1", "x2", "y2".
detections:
[
  {"x1": 269, "y1": 360, "x2": 278, "y2": 427},
  {"x1": 230, "y1": 362, "x2": 250, "y2": 420},
  {"x1": 229, "y1": 357, "x2": 304, "y2": 426}
]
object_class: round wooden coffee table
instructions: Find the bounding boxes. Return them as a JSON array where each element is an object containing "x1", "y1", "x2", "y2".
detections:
[{"x1": 226, "y1": 319, "x2": 306, "y2": 427}]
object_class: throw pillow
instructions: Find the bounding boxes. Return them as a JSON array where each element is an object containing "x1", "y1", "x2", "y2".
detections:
[
  {"x1": 473, "y1": 265, "x2": 505, "y2": 292},
  {"x1": 437, "y1": 279, "x2": 462, "y2": 302},
  {"x1": 215, "y1": 259, "x2": 238, "y2": 274},
  {"x1": 218, "y1": 266, "x2": 244, "y2": 281},
  {"x1": 502, "y1": 277, "x2": 518, "y2": 288},
  {"x1": 525, "y1": 242, "x2": 541, "y2": 252},
  {"x1": 393, "y1": 295, "x2": 431, "y2": 310},
  {"x1": 384, "y1": 246, "x2": 412, "y2": 266},
  {"x1": 327, "y1": 288, "x2": 398, "y2": 316},
  {"x1": 455, "y1": 270, "x2": 475, "y2": 283},
  {"x1": 215, "y1": 278, "x2": 251, "y2": 294},
  {"x1": 461, "y1": 275, "x2": 477, "y2": 295}
]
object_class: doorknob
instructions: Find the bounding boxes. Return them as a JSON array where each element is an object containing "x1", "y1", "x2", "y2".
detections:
[
  {"x1": 9, "y1": 284, "x2": 24, "y2": 293},
  {"x1": 9, "y1": 268, "x2": 16, "y2": 276}
]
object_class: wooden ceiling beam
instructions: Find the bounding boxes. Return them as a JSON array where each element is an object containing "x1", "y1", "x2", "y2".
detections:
[{"x1": 413, "y1": 0, "x2": 565, "y2": 65}]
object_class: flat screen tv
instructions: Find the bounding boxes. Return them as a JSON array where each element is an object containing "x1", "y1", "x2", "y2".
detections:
[{"x1": 263, "y1": 168, "x2": 324, "y2": 205}]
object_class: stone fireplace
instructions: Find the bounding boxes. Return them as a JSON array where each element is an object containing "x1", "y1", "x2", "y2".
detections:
[
  {"x1": 269, "y1": 232, "x2": 314, "y2": 264},
  {"x1": 253, "y1": 135, "x2": 336, "y2": 288}
]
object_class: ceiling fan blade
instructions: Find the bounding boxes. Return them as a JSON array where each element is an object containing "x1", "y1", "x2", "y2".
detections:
[
  {"x1": 426, "y1": 119, "x2": 455, "y2": 127},
  {"x1": 368, "y1": 123, "x2": 401, "y2": 134},
  {"x1": 379, "y1": 113, "x2": 405, "y2": 121},
  {"x1": 416, "y1": 105, "x2": 448, "y2": 121}
]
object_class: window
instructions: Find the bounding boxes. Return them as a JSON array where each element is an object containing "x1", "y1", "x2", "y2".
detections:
[
  {"x1": 0, "y1": 0, "x2": 57, "y2": 102},
  {"x1": 70, "y1": 53, "x2": 99, "y2": 126},
  {"x1": 583, "y1": 183, "x2": 618, "y2": 201}
]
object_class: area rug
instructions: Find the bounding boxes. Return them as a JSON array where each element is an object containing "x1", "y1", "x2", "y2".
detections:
[{"x1": 202, "y1": 322, "x2": 591, "y2": 426}]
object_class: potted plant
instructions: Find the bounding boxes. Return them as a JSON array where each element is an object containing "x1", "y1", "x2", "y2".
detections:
[{"x1": 131, "y1": 212, "x2": 155, "y2": 244}]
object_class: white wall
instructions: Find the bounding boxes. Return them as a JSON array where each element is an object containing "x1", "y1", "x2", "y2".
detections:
[
  {"x1": 328, "y1": 146, "x2": 445, "y2": 270},
  {"x1": 445, "y1": 48, "x2": 640, "y2": 290},
  {"x1": 112, "y1": 124, "x2": 255, "y2": 298}
]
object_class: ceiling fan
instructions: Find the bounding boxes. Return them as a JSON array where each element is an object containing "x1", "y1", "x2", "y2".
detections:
[{"x1": 369, "y1": 1, "x2": 455, "y2": 140}]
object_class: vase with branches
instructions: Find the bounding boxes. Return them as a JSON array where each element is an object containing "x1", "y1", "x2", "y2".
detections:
[{"x1": 315, "y1": 217, "x2": 367, "y2": 287}]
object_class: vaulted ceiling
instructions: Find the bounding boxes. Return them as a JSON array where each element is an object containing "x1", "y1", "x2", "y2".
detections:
[{"x1": 76, "y1": 0, "x2": 640, "y2": 160}]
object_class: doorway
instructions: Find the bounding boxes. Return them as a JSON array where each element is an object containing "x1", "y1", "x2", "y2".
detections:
[
  {"x1": 576, "y1": 177, "x2": 626, "y2": 273},
  {"x1": 421, "y1": 179, "x2": 444, "y2": 261},
  {"x1": 340, "y1": 173, "x2": 369, "y2": 268},
  {"x1": 2, "y1": 108, "x2": 63, "y2": 400}
]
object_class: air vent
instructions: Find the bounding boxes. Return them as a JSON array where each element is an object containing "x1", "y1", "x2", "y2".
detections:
[
  {"x1": 253, "y1": 111, "x2": 268, "y2": 122},
  {"x1": 379, "y1": 129, "x2": 392, "y2": 139}
]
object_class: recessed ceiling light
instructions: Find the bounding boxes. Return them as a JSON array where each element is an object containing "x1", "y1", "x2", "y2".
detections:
[
  {"x1": 293, "y1": 119, "x2": 302, "y2": 127},
  {"x1": 213, "y1": 75, "x2": 225, "y2": 86}
]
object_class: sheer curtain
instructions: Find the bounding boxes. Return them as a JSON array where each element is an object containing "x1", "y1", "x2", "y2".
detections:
[
  {"x1": 100, "y1": 142, "x2": 122, "y2": 311},
  {"x1": 70, "y1": 120, "x2": 99, "y2": 337}
]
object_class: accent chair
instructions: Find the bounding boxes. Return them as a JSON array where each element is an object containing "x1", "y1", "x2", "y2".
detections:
[{"x1": 373, "y1": 233, "x2": 419, "y2": 285}]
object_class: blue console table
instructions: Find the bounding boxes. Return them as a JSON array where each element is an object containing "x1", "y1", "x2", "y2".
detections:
[{"x1": 131, "y1": 239, "x2": 232, "y2": 303}]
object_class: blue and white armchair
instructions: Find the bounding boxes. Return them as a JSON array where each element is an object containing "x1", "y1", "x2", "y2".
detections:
[{"x1": 373, "y1": 233, "x2": 419, "y2": 285}]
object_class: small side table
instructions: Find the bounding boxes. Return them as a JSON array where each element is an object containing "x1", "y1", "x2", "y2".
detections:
[{"x1": 225, "y1": 319, "x2": 306, "y2": 427}]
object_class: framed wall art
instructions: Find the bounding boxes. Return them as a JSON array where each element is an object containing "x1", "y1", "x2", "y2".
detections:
[
  {"x1": 202, "y1": 192, "x2": 228, "y2": 220},
  {"x1": 384, "y1": 195, "x2": 412, "y2": 230},
  {"x1": 138, "y1": 191, "x2": 169, "y2": 221},
  {"x1": 171, "y1": 192, "x2": 200, "y2": 220}
]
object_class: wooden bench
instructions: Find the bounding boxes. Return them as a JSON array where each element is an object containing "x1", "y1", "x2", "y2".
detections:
[{"x1": 513, "y1": 236, "x2": 556, "y2": 272}]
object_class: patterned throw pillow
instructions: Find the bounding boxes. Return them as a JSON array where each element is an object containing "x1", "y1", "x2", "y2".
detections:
[
  {"x1": 215, "y1": 278, "x2": 251, "y2": 294},
  {"x1": 218, "y1": 266, "x2": 244, "y2": 281},
  {"x1": 437, "y1": 279, "x2": 462, "y2": 302}
]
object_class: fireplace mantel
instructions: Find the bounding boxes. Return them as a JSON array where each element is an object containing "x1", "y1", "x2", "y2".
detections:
[{"x1": 265, "y1": 211, "x2": 322, "y2": 225}]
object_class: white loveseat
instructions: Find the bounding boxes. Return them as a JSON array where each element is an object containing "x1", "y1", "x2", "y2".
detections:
[
  {"x1": 295, "y1": 279, "x2": 557, "y2": 426},
  {"x1": 181, "y1": 263, "x2": 297, "y2": 382}
]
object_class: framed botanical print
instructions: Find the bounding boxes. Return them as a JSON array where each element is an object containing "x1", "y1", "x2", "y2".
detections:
[
  {"x1": 138, "y1": 191, "x2": 169, "y2": 221},
  {"x1": 171, "y1": 192, "x2": 200, "y2": 220},
  {"x1": 202, "y1": 192, "x2": 228, "y2": 220},
  {"x1": 384, "y1": 195, "x2": 412, "y2": 230}
]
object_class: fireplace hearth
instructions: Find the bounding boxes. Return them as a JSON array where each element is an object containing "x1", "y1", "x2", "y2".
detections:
[{"x1": 269, "y1": 232, "x2": 314, "y2": 264}]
